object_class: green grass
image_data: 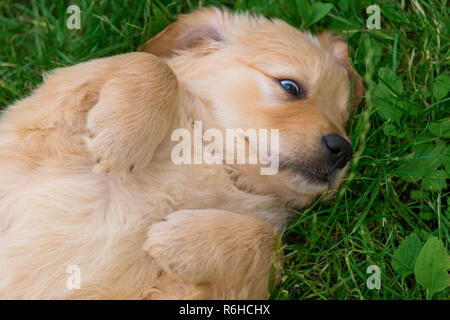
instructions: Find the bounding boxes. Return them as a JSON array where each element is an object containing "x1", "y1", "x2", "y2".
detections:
[{"x1": 0, "y1": 0, "x2": 448, "y2": 300}]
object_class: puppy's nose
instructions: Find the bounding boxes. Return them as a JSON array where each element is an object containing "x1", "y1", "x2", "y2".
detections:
[{"x1": 322, "y1": 134, "x2": 353, "y2": 169}]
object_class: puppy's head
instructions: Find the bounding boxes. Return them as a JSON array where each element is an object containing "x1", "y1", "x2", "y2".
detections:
[{"x1": 140, "y1": 7, "x2": 363, "y2": 207}]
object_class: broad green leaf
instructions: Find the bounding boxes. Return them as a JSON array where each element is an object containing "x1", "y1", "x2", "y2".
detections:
[
  {"x1": 150, "y1": 4, "x2": 171, "y2": 34},
  {"x1": 373, "y1": 68, "x2": 404, "y2": 125},
  {"x1": 410, "y1": 190, "x2": 430, "y2": 200},
  {"x1": 432, "y1": 72, "x2": 450, "y2": 101},
  {"x1": 296, "y1": 0, "x2": 312, "y2": 26},
  {"x1": 336, "y1": 0, "x2": 352, "y2": 10},
  {"x1": 278, "y1": 0, "x2": 297, "y2": 25},
  {"x1": 404, "y1": 101, "x2": 422, "y2": 116},
  {"x1": 383, "y1": 123, "x2": 406, "y2": 138},
  {"x1": 416, "y1": 229, "x2": 433, "y2": 242},
  {"x1": 428, "y1": 117, "x2": 450, "y2": 138},
  {"x1": 397, "y1": 142, "x2": 446, "y2": 182},
  {"x1": 411, "y1": 133, "x2": 438, "y2": 149},
  {"x1": 420, "y1": 210, "x2": 434, "y2": 221},
  {"x1": 378, "y1": 67, "x2": 403, "y2": 94},
  {"x1": 421, "y1": 169, "x2": 448, "y2": 191},
  {"x1": 392, "y1": 233, "x2": 422, "y2": 278},
  {"x1": 373, "y1": 86, "x2": 403, "y2": 125},
  {"x1": 414, "y1": 237, "x2": 449, "y2": 298},
  {"x1": 442, "y1": 153, "x2": 450, "y2": 175},
  {"x1": 309, "y1": 3, "x2": 333, "y2": 25},
  {"x1": 436, "y1": 140, "x2": 450, "y2": 167}
]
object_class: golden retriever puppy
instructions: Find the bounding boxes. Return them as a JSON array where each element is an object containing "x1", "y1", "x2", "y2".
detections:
[{"x1": 0, "y1": 7, "x2": 363, "y2": 299}]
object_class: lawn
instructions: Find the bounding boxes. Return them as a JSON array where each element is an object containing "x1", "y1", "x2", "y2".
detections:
[{"x1": 0, "y1": 0, "x2": 448, "y2": 300}]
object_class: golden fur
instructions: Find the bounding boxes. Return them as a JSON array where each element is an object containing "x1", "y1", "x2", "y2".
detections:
[{"x1": 0, "y1": 7, "x2": 362, "y2": 299}]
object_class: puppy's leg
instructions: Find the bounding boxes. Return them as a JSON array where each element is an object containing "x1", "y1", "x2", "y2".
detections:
[
  {"x1": 143, "y1": 209, "x2": 283, "y2": 299},
  {"x1": 86, "y1": 53, "x2": 179, "y2": 175},
  {"x1": 0, "y1": 53, "x2": 178, "y2": 170}
]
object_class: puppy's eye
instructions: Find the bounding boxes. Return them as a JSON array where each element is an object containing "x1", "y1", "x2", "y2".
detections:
[{"x1": 280, "y1": 80, "x2": 303, "y2": 98}]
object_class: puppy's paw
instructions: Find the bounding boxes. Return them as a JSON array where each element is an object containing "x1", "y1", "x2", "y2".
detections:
[
  {"x1": 143, "y1": 213, "x2": 189, "y2": 277},
  {"x1": 84, "y1": 53, "x2": 179, "y2": 177},
  {"x1": 85, "y1": 112, "x2": 147, "y2": 177},
  {"x1": 143, "y1": 209, "x2": 280, "y2": 287},
  {"x1": 144, "y1": 210, "x2": 219, "y2": 284}
]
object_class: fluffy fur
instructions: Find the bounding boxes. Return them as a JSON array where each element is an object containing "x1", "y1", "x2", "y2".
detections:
[{"x1": 0, "y1": 7, "x2": 362, "y2": 299}]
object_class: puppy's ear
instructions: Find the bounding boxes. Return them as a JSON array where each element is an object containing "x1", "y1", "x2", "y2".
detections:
[
  {"x1": 139, "y1": 7, "x2": 228, "y2": 57},
  {"x1": 317, "y1": 32, "x2": 364, "y2": 108}
]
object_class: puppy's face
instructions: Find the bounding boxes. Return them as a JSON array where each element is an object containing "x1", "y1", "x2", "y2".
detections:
[{"x1": 141, "y1": 8, "x2": 363, "y2": 207}]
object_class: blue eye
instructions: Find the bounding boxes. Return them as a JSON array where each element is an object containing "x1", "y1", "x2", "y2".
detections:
[{"x1": 280, "y1": 80, "x2": 303, "y2": 97}]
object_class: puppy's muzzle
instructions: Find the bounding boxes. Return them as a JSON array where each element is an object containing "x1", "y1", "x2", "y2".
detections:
[{"x1": 278, "y1": 134, "x2": 353, "y2": 185}]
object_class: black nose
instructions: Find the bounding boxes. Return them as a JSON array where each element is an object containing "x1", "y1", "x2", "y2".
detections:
[{"x1": 322, "y1": 134, "x2": 353, "y2": 169}]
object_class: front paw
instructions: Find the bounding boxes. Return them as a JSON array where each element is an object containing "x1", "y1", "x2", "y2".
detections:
[
  {"x1": 84, "y1": 53, "x2": 178, "y2": 177},
  {"x1": 143, "y1": 209, "x2": 281, "y2": 287},
  {"x1": 85, "y1": 114, "x2": 142, "y2": 176},
  {"x1": 85, "y1": 83, "x2": 174, "y2": 176},
  {"x1": 143, "y1": 212, "x2": 191, "y2": 278},
  {"x1": 143, "y1": 210, "x2": 229, "y2": 284}
]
